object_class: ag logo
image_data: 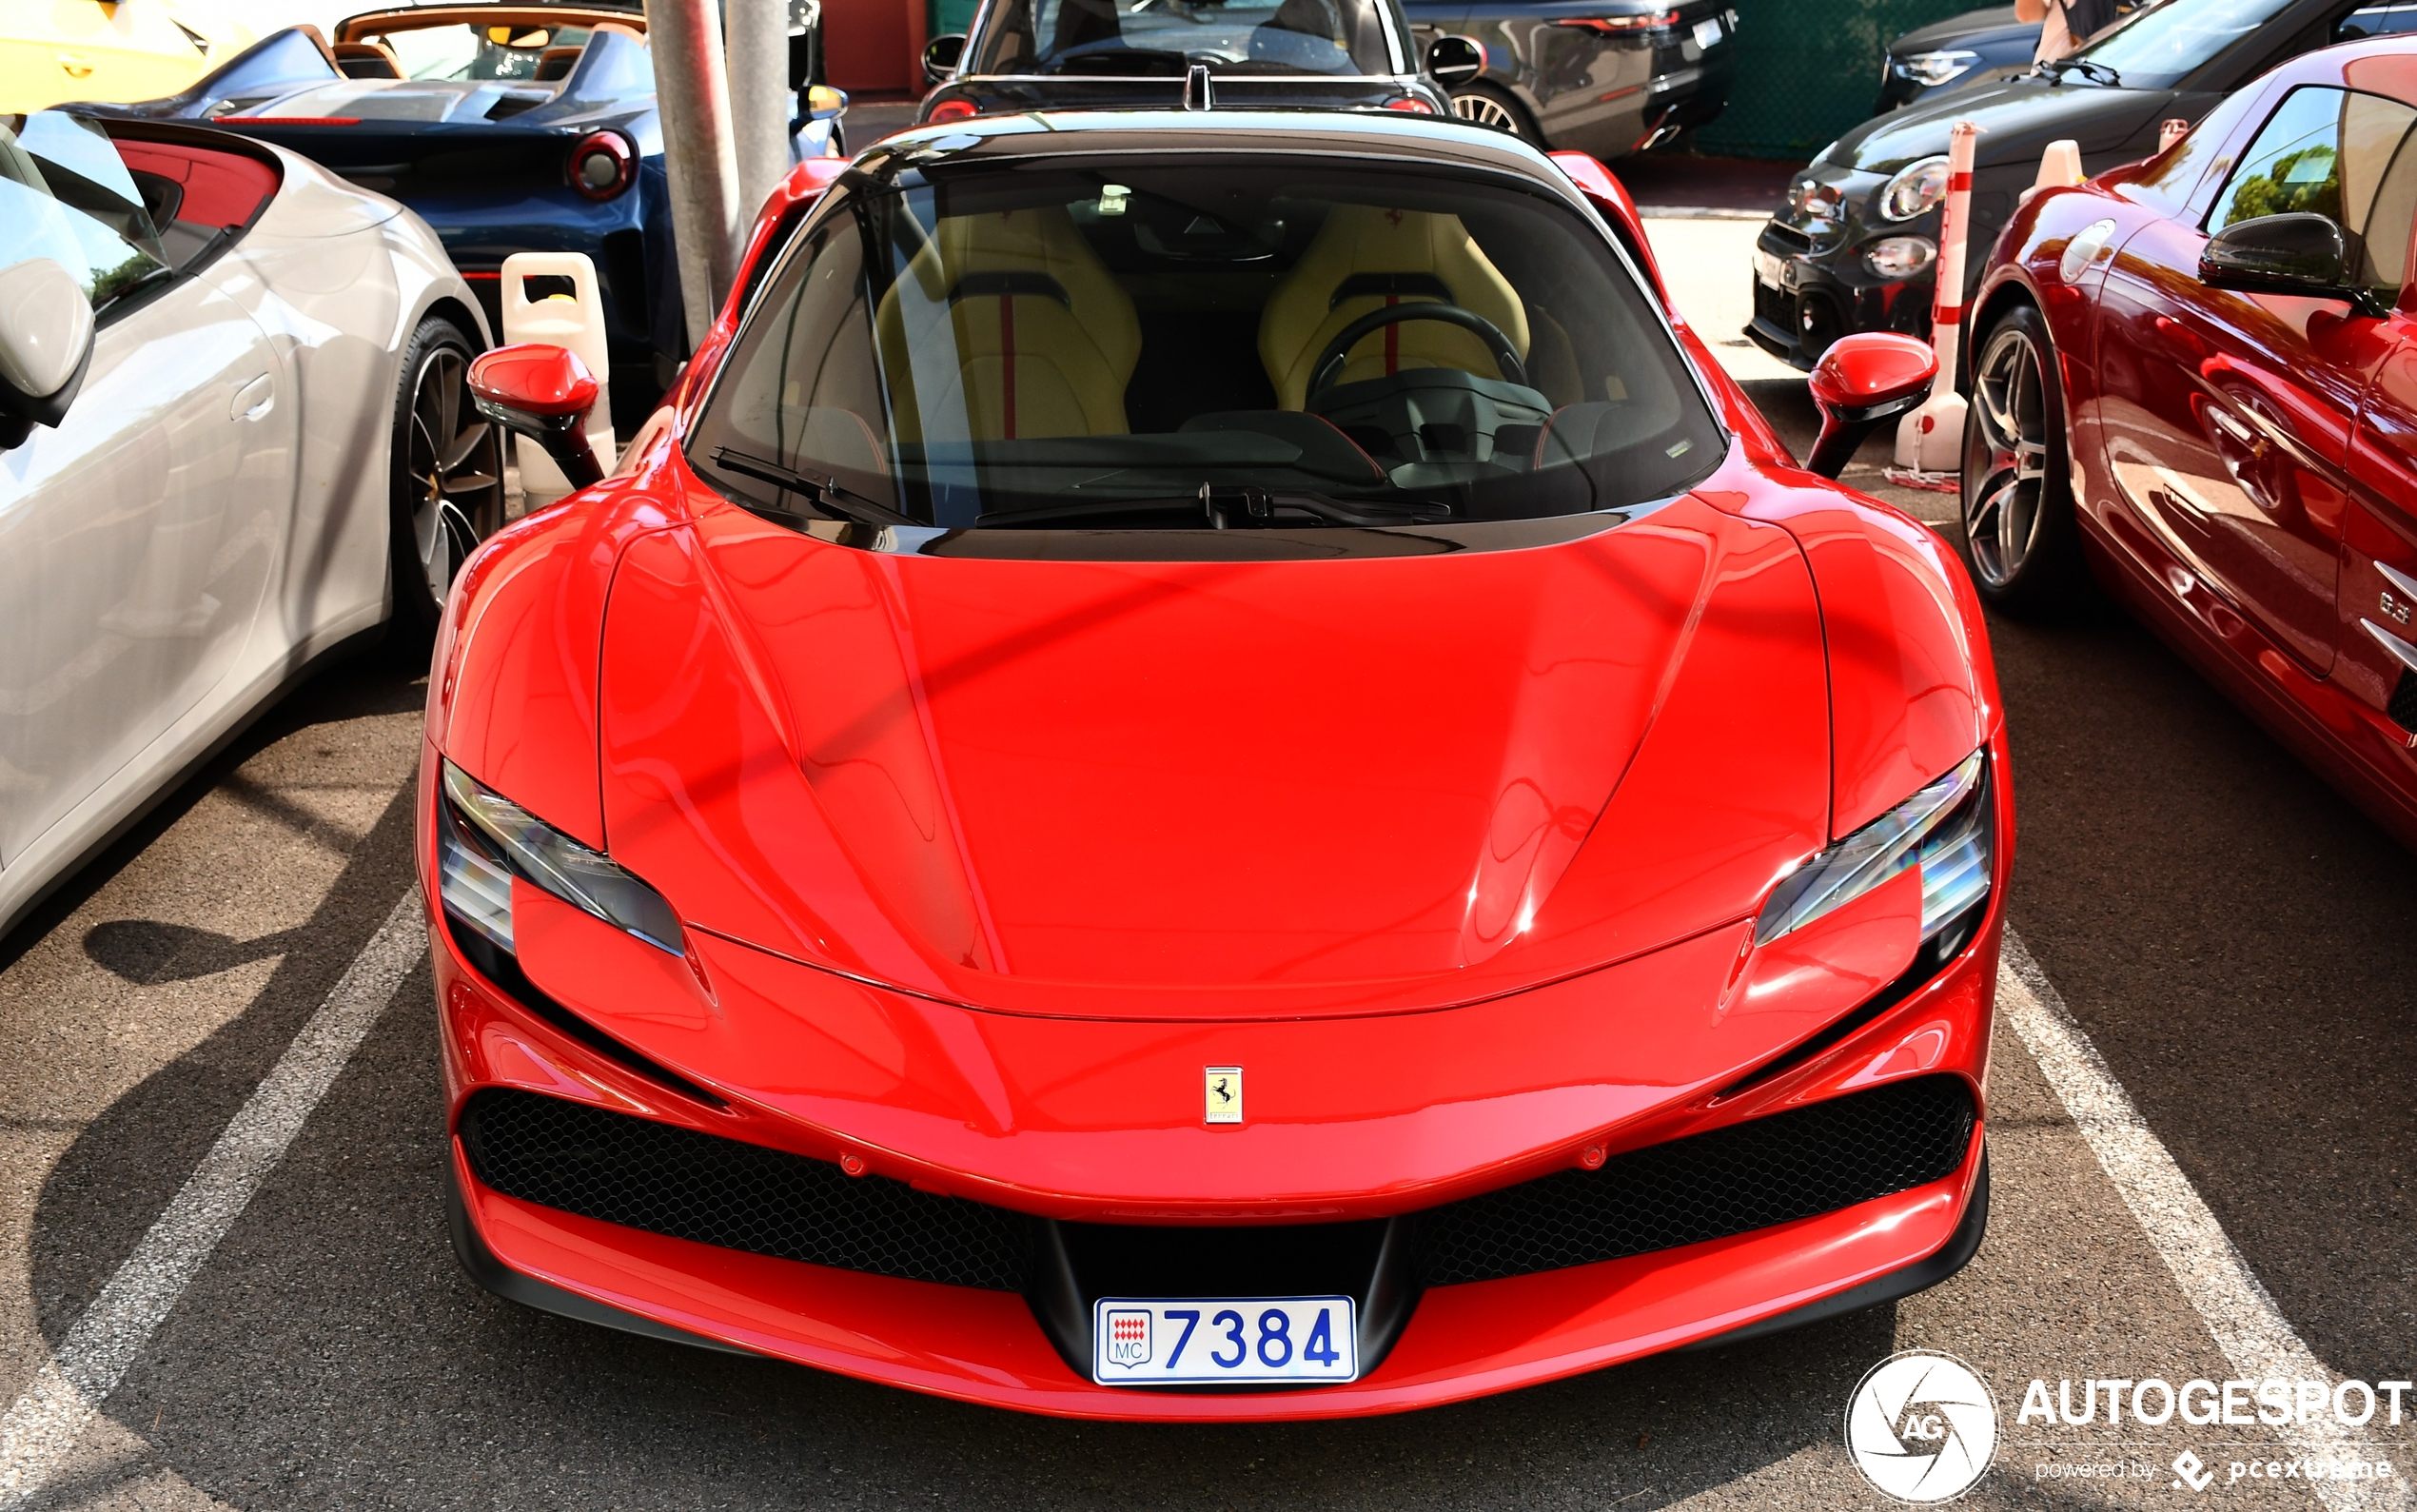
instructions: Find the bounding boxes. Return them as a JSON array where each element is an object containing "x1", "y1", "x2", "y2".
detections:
[{"x1": 1844, "y1": 1349, "x2": 1997, "y2": 1502}]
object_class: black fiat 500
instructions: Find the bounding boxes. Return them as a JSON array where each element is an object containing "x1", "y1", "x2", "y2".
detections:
[{"x1": 1751, "y1": 0, "x2": 2417, "y2": 370}]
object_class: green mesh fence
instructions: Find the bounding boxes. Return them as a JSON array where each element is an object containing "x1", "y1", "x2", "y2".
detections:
[{"x1": 1693, "y1": 0, "x2": 1996, "y2": 161}]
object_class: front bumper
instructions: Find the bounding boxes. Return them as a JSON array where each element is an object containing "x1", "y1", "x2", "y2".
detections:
[
  {"x1": 1744, "y1": 216, "x2": 1937, "y2": 371},
  {"x1": 421, "y1": 731, "x2": 2009, "y2": 1418}
]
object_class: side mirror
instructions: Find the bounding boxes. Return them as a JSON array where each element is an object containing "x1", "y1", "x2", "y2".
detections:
[
  {"x1": 0, "y1": 258, "x2": 96, "y2": 450},
  {"x1": 1805, "y1": 331, "x2": 1936, "y2": 479},
  {"x1": 1426, "y1": 34, "x2": 1484, "y2": 87},
  {"x1": 923, "y1": 33, "x2": 965, "y2": 85},
  {"x1": 2200, "y1": 212, "x2": 2386, "y2": 314},
  {"x1": 805, "y1": 82, "x2": 847, "y2": 119},
  {"x1": 468, "y1": 344, "x2": 605, "y2": 490}
]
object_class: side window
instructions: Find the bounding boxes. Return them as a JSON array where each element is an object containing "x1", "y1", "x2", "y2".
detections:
[
  {"x1": 2208, "y1": 85, "x2": 2417, "y2": 294},
  {"x1": 2337, "y1": 2, "x2": 2417, "y2": 39},
  {"x1": 0, "y1": 112, "x2": 167, "y2": 316}
]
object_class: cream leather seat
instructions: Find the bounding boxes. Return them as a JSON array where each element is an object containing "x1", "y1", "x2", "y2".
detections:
[
  {"x1": 1258, "y1": 206, "x2": 1530, "y2": 411},
  {"x1": 874, "y1": 205, "x2": 1140, "y2": 442}
]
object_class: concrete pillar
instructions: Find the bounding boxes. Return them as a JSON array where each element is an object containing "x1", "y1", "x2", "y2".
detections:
[
  {"x1": 644, "y1": 0, "x2": 744, "y2": 348},
  {"x1": 726, "y1": 0, "x2": 794, "y2": 225}
]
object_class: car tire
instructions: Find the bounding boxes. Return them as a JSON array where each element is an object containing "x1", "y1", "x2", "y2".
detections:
[
  {"x1": 1450, "y1": 83, "x2": 1538, "y2": 142},
  {"x1": 387, "y1": 315, "x2": 505, "y2": 648},
  {"x1": 1959, "y1": 303, "x2": 2093, "y2": 617}
]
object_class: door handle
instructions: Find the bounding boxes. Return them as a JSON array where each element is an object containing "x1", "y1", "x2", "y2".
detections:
[{"x1": 230, "y1": 374, "x2": 273, "y2": 421}]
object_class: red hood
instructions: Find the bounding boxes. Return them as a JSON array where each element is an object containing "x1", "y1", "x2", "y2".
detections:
[{"x1": 596, "y1": 481, "x2": 1831, "y2": 1019}]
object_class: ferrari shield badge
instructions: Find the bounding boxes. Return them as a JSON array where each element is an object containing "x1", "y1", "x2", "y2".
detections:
[
  {"x1": 1205, "y1": 1066, "x2": 1242, "y2": 1125},
  {"x1": 1105, "y1": 1308, "x2": 1152, "y2": 1368}
]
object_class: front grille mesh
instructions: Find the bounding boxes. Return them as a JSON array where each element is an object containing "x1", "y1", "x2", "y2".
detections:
[
  {"x1": 1414, "y1": 1075, "x2": 1975, "y2": 1286},
  {"x1": 459, "y1": 1090, "x2": 1032, "y2": 1289},
  {"x1": 461, "y1": 1076, "x2": 1974, "y2": 1295}
]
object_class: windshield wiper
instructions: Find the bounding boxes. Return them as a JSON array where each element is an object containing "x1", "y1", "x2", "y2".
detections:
[
  {"x1": 710, "y1": 447, "x2": 917, "y2": 528},
  {"x1": 2040, "y1": 56, "x2": 2121, "y2": 87},
  {"x1": 974, "y1": 485, "x2": 1451, "y2": 530}
]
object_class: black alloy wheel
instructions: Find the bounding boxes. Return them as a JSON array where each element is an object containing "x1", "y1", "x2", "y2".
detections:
[
  {"x1": 1959, "y1": 304, "x2": 2091, "y2": 615},
  {"x1": 389, "y1": 316, "x2": 504, "y2": 644},
  {"x1": 1451, "y1": 83, "x2": 1536, "y2": 141}
]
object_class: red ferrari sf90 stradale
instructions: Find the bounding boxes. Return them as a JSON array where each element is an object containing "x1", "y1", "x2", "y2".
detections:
[{"x1": 418, "y1": 111, "x2": 2010, "y2": 1419}]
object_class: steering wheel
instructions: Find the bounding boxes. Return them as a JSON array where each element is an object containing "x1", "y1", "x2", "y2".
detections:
[{"x1": 1306, "y1": 303, "x2": 1527, "y2": 399}]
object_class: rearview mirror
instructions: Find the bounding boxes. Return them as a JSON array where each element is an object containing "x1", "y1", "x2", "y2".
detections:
[
  {"x1": 0, "y1": 258, "x2": 95, "y2": 451},
  {"x1": 468, "y1": 344, "x2": 605, "y2": 490},
  {"x1": 2200, "y1": 212, "x2": 2386, "y2": 314},
  {"x1": 1426, "y1": 34, "x2": 1484, "y2": 87},
  {"x1": 1805, "y1": 332, "x2": 1936, "y2": 479},
  {"x1": 806, "y1": 83, "x2": 847, "y2": 120},
  {"x1": 923, "y1": 33, "x2": 966, "y2": 85}
]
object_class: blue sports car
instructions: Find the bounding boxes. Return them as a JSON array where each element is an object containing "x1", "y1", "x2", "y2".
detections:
[{"x1": 89, "y1": 3, "x2": 841, "y2": 425}]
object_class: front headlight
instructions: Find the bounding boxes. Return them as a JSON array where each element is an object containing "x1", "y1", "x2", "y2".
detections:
[
  {"x1": 1756, "y1": 751, "x2": 1992, "y2": 947},
  {"x1": 1878, "y1": 154, "x2": 1952, "y2": 222},
  {"x1": 1895, "y1": 49, "x2": 1978, "y2": 88},
  {"x1": 1863, "y1": 233, "x2": 1937, "y2": 280},
  {"x1": 435, "y1": 761, "x2": 681, "y2": 956}
]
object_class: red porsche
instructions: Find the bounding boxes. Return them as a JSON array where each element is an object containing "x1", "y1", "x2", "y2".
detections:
[
  {"x1": 419, "y1": 112, "x2": 2009, "y2": 1419},
  {"x1": 1964, "y1": 33, "x2": 2417, "y2": 851}
]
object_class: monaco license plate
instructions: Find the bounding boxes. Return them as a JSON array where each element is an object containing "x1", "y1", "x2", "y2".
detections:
[
  {"x1": 1092, "y1": 1297, "x2": 1357, "y2": 1385},
  {"x1": 1754, "y1": 247, "x2": 1786, "y2": 290},
  {"x1": 1693, "y1": 14, "x2": 1725, "y2": 48}
]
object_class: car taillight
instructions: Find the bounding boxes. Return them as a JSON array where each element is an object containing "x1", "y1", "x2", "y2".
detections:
[
  {"x1": 927, "y1": 99, "x2": 978, "y2": 123},
  {"x1": 567, "y1": 130, "x2": 634, "y2": 201},
  {"x1": 1554, "y1": 10, "x2": 1680, "y2": 30},
  {"x1": 1384, "y1": 97, "x2": 1436, "y2": 113}
]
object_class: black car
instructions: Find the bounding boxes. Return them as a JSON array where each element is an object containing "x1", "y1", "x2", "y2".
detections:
[
  {"x1": 916, "y1": 0, "x2": 1456, "y2": 121},
  {"x1": 1401, "y1": 0, "x2": 1737, "y2": 154},
  {"x1": 1875, "y1": 4, "x2": 2042, "y2": 112},
  {"x1": 1750, "y1": 0, "x2": 2417, "y2": 371}
]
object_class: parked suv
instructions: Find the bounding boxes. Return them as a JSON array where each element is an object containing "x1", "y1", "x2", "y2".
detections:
[{"x1": 1402, "y1": 0, "x2": 1738, "y2": 154}]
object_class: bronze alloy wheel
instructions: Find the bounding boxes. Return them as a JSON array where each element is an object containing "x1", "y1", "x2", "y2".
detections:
[{"x1": 403, "y1": 334, "x2": 503, "y2": 617}]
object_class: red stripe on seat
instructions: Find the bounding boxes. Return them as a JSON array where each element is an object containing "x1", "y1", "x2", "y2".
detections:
[{"x1": 1000, "y1": 293, "x2": 1016, "y2": 441}]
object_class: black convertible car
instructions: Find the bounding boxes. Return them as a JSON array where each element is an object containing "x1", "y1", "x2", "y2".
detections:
[
  {"x1": 915, "y1": 0, "x2": 1453, "y2": 120},
  {"x1": 1753, "y1": 0, "x2": 2417, "y2": 370},
  {"x1": 915, "y1": 0, "x2": 1733, "y2": 160}
]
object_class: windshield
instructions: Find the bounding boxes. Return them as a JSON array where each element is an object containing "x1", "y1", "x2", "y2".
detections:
[
  {"x1": 364, "y1": 22, "x2": 598, "y2": 80},
  {"x1": 970, "y1": 0, "x2": 1394, "y2": 77},
  {"x1": 684, "y1": 158, "x2": 1723, "y2": 539},
  {"x1": 2071, "y1": 0, "x2": 2295, "y2": 88}
]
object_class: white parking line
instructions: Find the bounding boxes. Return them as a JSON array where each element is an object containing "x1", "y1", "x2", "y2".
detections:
[
  {"x1": 1999, "y1": 929, "x2": 2407, "y2": 1510},
  {"x1": 0, "y1": 889, "x2": 426, "y2": 1509}
]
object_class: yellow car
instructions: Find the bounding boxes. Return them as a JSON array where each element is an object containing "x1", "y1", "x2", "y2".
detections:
[{"x1": 3, "y1": 0, "x2": 255, "y2": 114}]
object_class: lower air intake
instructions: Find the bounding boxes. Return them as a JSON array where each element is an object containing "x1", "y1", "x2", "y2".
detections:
[
  {"x1": 458, "y1": 1090, "x2": 1032, "y2": 1290},
  {"x1": 1414, "y1": 1074, "x2": 1975, "y2": 1286},
  {"x1": 458, "y1": 1075, "x2": 1975, "y2": 1296}
]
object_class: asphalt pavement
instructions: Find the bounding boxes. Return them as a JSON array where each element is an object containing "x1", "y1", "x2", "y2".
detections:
[{"x1": 0, "y1": 197, "x2": 2406, "y2": 1512}]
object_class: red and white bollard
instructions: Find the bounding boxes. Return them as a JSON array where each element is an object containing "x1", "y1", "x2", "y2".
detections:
[{"x1": 1892, "y1": 120, "x2": 1982, "y2": 481}]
